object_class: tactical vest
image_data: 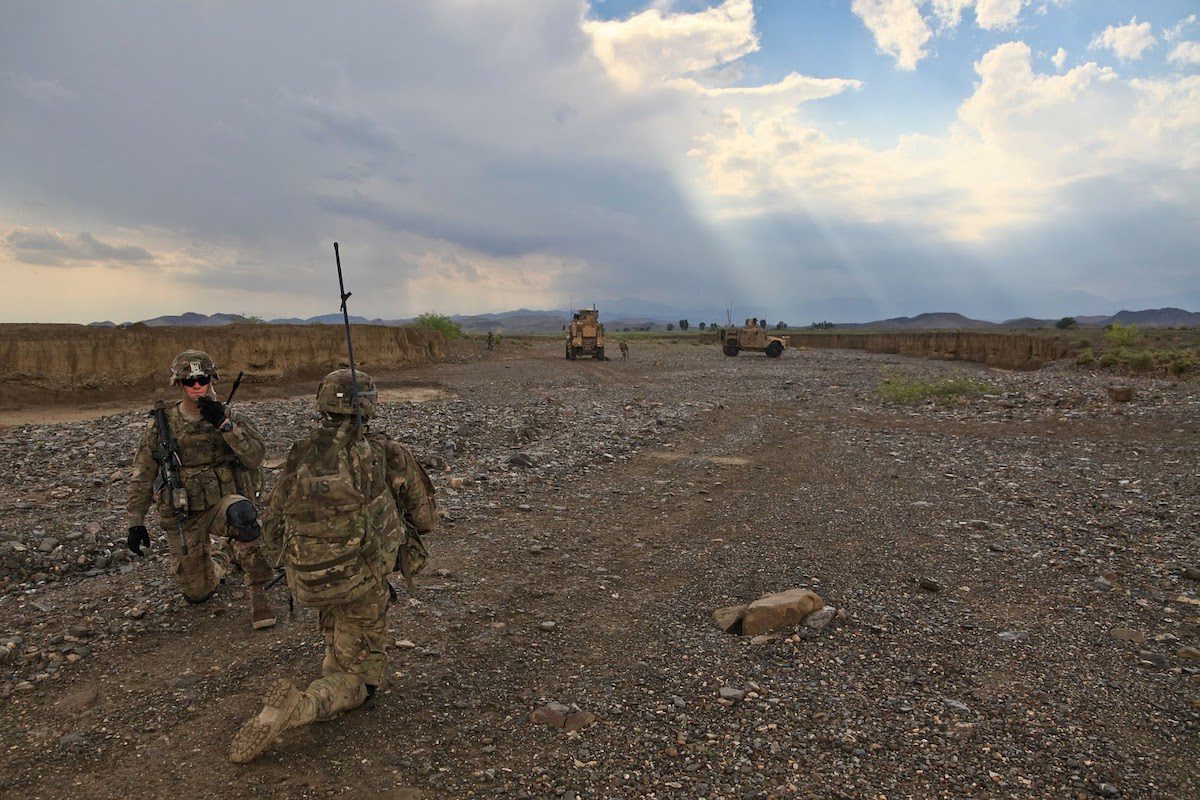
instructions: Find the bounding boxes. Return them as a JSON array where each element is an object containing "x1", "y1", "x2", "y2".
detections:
[
  {"x1": 153, "y1": 408, "x2": 261, "y2": 515},
  {"x1": 281, "y1": 423, "x2": 402, "y2": 607}
]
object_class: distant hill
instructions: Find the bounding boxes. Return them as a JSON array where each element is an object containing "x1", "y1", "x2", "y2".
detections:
[
  {"x1": 91, "y1": 307, "x2": 1199, "y2": 332},
  {"x1": 1103, "y1": 308, "x2": 1200, "y2": 327},
  {"x1": 836, "y1": 312, "x2": 996, "y2": 331}
]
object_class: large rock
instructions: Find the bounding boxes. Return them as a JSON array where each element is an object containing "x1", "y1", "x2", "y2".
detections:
[
  {"x1": 713, "y1": 604, "x2": 748, "y2": 634},
  {"x1": 741, "y1": 589, "x2": 824, "y2": 636}
]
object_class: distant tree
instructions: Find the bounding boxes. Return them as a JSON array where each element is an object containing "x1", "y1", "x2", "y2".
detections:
[
  {"x1": 810, "y1": 320, "x2": 835, "y2": 330},
  {"x1": 414, "y1": 312, "x2": 464, "y2": 338},
  {"x1": 667, "y1": 322, "x2": 675, "y2": 331},
  {"x1": 710, "y1": 322, "x2": 718, "y2": 330},
  {"x1": 698, "y1": 322, "x2": 706, "y2": 330},
  {"x1": 776, "y1": 321, "x2": 786, "y2": 330},
  {"x1": 678, "y1": 319, "x2": 689, "y2": 331},
  {"x1": 1055, "y1": 316, "x2": 1078, "y2": 329}
]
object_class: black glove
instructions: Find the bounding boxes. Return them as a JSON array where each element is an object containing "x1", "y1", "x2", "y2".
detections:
[
  {"x1": 127, "y1": 525, "x2": 151, "y2": 556},
  {"x1": 197, "y1": 396, "x2": 226, "y2": 428}
]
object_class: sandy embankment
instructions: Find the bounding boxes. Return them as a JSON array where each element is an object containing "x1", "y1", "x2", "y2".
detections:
[{"x1": 0, "y1": 323, "x2": 447, "y2": 422}]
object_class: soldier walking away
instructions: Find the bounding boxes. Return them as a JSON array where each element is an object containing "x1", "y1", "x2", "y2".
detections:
[
  {"x1": 486, "y1": 330, "x2": 495, "y2": 351},
  {"x1": 229, "y1": 368, "x2": 438, "y2": 764},
  {"x1": 619, "y1": 340, "x2": 629, "y2": 360},
  {"x1": 125, "y1": 350, "x2": 276, "y2": 629}
]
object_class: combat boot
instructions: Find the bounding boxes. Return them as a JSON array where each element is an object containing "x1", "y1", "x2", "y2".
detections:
[
  {"x1": 248, "y1": 585, "x2": 276, "y2": 630},
  {"x1": 228, "y1": 678, "x2": 317, "y2": 763}
]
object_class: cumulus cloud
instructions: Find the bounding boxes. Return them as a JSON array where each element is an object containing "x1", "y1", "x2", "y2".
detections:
[
  {"x1": 688, "y1": 40, "x2": 1199, "y2": 239},
  {"x1": 5, "y1": 228, "x2": 155, "y2": 267},
  {"x1": 1090, "y1": 17, "x2": 1157, "y2": 62},
  {"x1": 1164, "y1": 14, "x2": 1196, "y2": 43},
  {"x1": 1168, "y1": 41, "x2": 1200, "y2": 67},
  {"x1": 1051, "y1": 47, "x2": 1067, "y2": 70},
  {"x1": 584, "y1": 0, "x2": 758, "y2": 89},
  {"x1": 973, "y1": 0, "x2": 1030, "y2": 31},
  {"x1": 851, "y1": 0, "x2": 931, "y2": 70}
]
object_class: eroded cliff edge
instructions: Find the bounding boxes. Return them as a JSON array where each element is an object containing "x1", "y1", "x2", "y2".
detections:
[
  {"x1": 786, "y1": 331, "x2": 1072, "y2": 370},
  {"x1": 0, "y1": 323, "x2": 446, "y2": 408}
]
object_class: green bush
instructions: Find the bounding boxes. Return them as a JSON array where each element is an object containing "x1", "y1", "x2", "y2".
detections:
[
  {"x1": 1106, "y1": 322, "x2": 1140, "y2": 348},
  {"x1": 1127, "y1": 351, "x2": 1155, "y2": 373},
  {"x1": 877, "y1": 375, "x2": 991, "y2": 406},
  {"x1": 413, "y1": 312, "x2": 464, "y2": 338},
  {"x1": 1075, "y1": 349, "x2": 1094, "y2": 366},
  {"x1": 1056, "y1": 316, "x2": 1077, "y2": 329}
]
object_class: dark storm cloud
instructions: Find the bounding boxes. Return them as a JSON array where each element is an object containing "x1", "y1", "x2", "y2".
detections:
[{"x1": 5, "y1": 229, "x2": 155, "y2": 267}]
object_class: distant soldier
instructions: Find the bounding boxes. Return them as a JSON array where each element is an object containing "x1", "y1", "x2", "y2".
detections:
[
  {"x1": 486, "y1": 330, "x2": 495, "y2": 351},
  {"x1": 125, "y1": 350, "x2": 276, "y2": 629},
  {"x1": 759, "y1": 317, "x2": 767, "y2": 330},
  {"x1": 619, "y1": 340, "x2": 629, "y2": 360},
  {"x1": 229, "y1": 368, "x2": 437, "y2": 763}
]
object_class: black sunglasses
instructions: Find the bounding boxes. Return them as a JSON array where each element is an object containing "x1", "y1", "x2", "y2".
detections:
[{"x1": 180, "y1": 375, "x2": 212, "y2": 387}]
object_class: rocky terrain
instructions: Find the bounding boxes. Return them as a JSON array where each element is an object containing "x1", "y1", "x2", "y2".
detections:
[{"x1": 0, "y1": 339, "x2": 1196, "y2": 799}]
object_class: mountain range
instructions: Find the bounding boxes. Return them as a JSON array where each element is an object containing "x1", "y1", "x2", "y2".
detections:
[{"x1": 87, "y1": 307, "x2": 1200, "y2": 333}]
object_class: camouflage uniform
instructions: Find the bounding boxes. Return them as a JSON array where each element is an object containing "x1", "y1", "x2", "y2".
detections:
[
  {"x1": 229, "y1": 369, "x2": 437, "y2": 763},
  {"x1": 127, "y1": 401, "x2": 274, "y2": 600}
]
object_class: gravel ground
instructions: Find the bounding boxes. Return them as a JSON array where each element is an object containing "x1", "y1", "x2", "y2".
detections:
[{"x1": 0, "y1": 339, "x2": 1196, "y2": 799}]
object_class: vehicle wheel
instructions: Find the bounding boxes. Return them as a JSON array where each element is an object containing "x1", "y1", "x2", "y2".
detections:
[
  {"x1": 765, "y1": 341, "x2": 783, "y2": 358},
  {"x1": 723, "y1": 344, "x2": 739, "y2": 357},
  {"x1": 594, "y1": 347, "x2": 604, "y2": 360}
]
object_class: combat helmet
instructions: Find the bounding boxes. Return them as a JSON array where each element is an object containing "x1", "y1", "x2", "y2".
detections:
[
  {"x1": 170, "y1": 350, "x2": 219, "y2": 385},
  {"x1": 316, "y1": 368, "x2": 378, "y2": 420}
]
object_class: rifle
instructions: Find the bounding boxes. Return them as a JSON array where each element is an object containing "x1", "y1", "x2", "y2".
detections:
[
  {"x1": 150, "y1": 400, "x2": 190, "y2": 556},
  {"x1": 334, "y1": 242, "x2": 364, "y2": 430}
]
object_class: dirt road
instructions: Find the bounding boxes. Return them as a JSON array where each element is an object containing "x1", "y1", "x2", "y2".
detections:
[{"x1": 1, "y1": 340, "x2": 1196, "y2": 799}]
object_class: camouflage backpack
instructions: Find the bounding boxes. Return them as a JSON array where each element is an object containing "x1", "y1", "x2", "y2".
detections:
[{"x1": 279, "y1": 422, "x2": 402, "y2": 607}]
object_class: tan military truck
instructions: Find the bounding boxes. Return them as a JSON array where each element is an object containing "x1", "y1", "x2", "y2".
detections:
[
  {"x1": 718, "y1": 322, "x2": 788, "y2": 358},
  {"x1": 565, "y1": 308, "x2": 606, "y2": 360}
]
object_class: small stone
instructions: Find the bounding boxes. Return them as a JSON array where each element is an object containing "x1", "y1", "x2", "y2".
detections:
[
  {"x1": 998, "y1": 630, "x2": 1028, "y2": 642},
  {"x1": 1178, "y1": 646, "x2": 1200, "y2": 662},
  {"x1": 718, "y1": 686, "x2": 745, "y2": 703},
  {"x1": 802, "y1": 607, "x2": 837, "y2": 630},
  {"x1": 1098, "y1": 783, "x2": 1120, "y2": 797},
  {"x1": 395, "y1": 639, "x2": 417, "y2": 649},
  {"x1": 1109, "y1": 627, "x2": 1146, "y2": 645},
  {"x1": 1181, "y1": 567, "x2": 1200, "y2": 581},
  {"x1": 531, "y1": 702, "x2": 572, "y2": 727},
  {"x1": 507, "y1": 453, "x2": 536, "y2": 468},
  {"x1": 171, "y1": 673, "x2": 201, "y2": 689},
  {"x1": 58, "y1": 731, "x2": 87, "y2": 747},
  {"x1": 38, "y1": 537, "x2": 60, "y2": 554},
  {"x1": 126, "y1": 605, "x2": 147, "y2": 620},
  {"x1": 1105, "y1": 386, "x2": 1134, "y2": 402},
  {"x1": 918, "y1": 578, "x2": 941, "y2": 592},
  {"x1": 538, "y1": 621, "x2": 556, "y2": 632}
]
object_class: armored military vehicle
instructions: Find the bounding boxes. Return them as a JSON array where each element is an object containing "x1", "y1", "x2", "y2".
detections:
[
  {"x1": 565, "y1": 308, "x2": 605, "y2": 360},
  {"x1": 718, "y1": 322, "x2": 787, "y2": 358}
]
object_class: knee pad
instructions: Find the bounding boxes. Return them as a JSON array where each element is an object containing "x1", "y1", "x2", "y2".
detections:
[
  {"x1": 184, "y1": 588, "x2": 216, "y2": 604},
  {"x1": 225, "y1": 499, "x2": 261, "y2": 542}
]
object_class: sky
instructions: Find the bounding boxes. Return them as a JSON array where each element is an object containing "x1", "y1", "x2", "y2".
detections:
[{"x1": 1, "y1": 0, "x2": 1197, "y2": 324}]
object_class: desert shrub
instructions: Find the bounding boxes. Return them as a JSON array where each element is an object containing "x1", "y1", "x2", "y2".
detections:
[
  {"x1": 1127, "y1": 351, "x2": 1155, "y2": 373},
  {"x1": 414, "y1": 312, "x2": 464, "y2": 338},
  {"x1": 1097, "y1": 352, "x2": 1120, "y2": 368},
  {"x1": 1075, "y1": 349, "x2": 1095, "y2": 366},
  {"x1": 1056, "y1": 317, "x2": 1077, "y2": 329},
  {"x1": 1106, "y1": 322, "x2": 1140, "y2": 348},
  {"x1": 877, "y1": 375, "x2": 991, "y2": 406}
]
